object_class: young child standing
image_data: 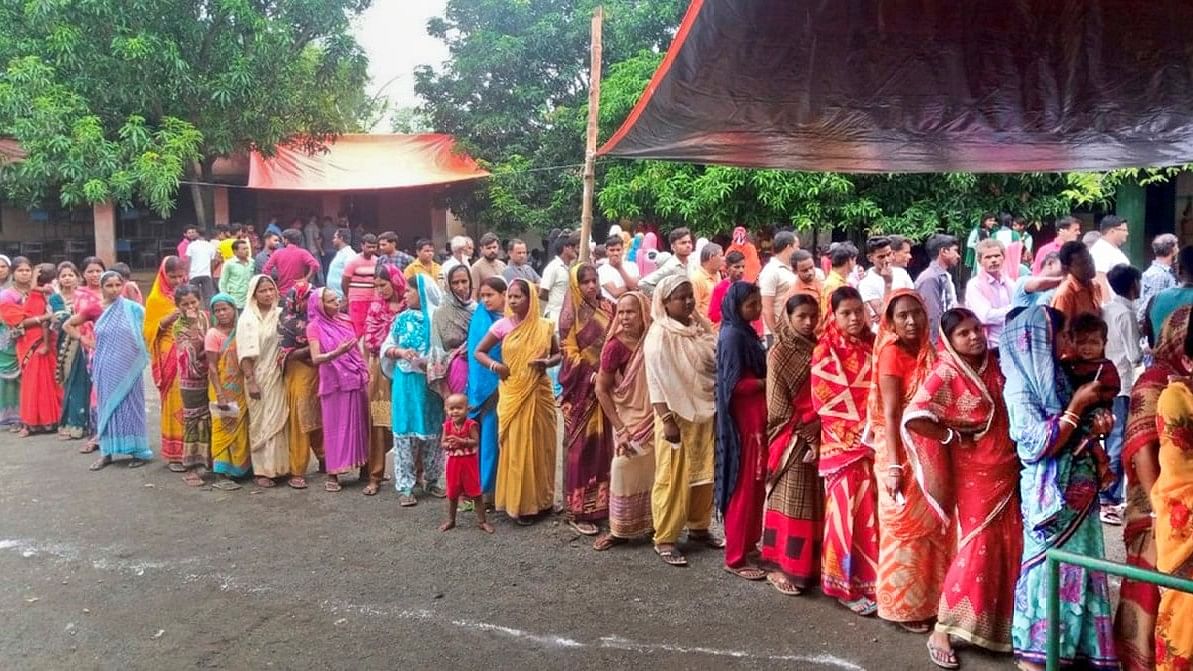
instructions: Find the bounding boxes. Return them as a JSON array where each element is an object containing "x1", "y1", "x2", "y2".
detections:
[{"x1": 440, "y1": 393, "x2": 493, "y2": 533}]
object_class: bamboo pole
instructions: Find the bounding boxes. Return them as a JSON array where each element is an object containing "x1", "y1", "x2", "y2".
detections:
[{"x1": 578, "y1": 6, "x2": 603, "y2": 263}]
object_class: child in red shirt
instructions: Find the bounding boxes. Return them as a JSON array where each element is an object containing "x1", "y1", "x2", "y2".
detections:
[{"x1": 440, "y1": 393, "x2": 493, "y2": 533}]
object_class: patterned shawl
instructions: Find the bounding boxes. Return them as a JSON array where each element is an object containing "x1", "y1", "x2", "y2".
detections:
[
  {"x1": 143, "y1": 256, "x2": 184, "y2": 392},
  {"x1": 901, "y1": 324, "x2": 1001, "y2": 524},
  {"x1": 867, "y1": 289, "x2": 935, "y2": 434},
  {"x1": 278, "y1": 281, "x2": 314, "y2": 366},
  {"x1": 171, "y1": 305, "x2": 211, "y2": 385},
  {"x1": 433, "y1": 264, "x2": 475, "y2": 350},
  {"x1": 603, "y1": 291, "x2": 654, "y2": 445},
  {"x1": 558, "y1": 263, "x2": 614, "y2": 412},
  {"x1": 1125, "y1": 305, "x2": 1192, "y2": 508},
  {"x1": 810, "y1": 309, "x2": 875, "y2": 475},
  {"x1": 643, "y1": 274, "x2": 716, "y2": 423},
  {"x1": 306, "y1": 287, "x2": 368, "y2": 395},
  {"x1": 999, "y1": 305, "x2": 1081, "y2": 540},
  {"x1": 766, "y1": 299, "x2": 817, "y2": 443},
  {"x1": 714, "y1": 281, "x2": 767, "y2": 513},
  {"x1": 364, "y1": 263, "x2": 406, "y2": 355}
]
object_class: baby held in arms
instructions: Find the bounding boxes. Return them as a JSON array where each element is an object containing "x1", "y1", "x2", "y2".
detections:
[{"x1": 1060, "y1": 312, "x2": 1118, "y2": 492}]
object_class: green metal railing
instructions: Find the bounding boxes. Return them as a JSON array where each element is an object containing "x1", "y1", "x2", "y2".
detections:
[{"x1": 1046, "y1": 548, "x2": 1193, "y2": 670}]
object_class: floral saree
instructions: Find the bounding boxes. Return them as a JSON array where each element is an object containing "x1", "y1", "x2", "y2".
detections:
[{"x1": 1153, "y1": 376, "x2": 1193, "y2": 671}]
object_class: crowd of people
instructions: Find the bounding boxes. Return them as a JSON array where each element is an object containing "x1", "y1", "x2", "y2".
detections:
[{"x1": 0, "y1": 211, "x2": 1191, "y2": 671}]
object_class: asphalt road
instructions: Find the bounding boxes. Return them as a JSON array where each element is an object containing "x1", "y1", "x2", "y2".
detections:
[{"x1": 0, "y1": 384, "x2": 1126, "y2": 671}]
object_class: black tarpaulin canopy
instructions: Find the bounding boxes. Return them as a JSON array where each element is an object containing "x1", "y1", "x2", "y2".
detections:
[{"x1": 599, "y1": 0, "x2": 1193, "y2": 173}]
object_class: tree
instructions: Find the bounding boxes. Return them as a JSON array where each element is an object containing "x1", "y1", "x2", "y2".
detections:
[
  {"x1": 0, "y1": 0, "x2": 373, "y2": 222},
  {"x1": 415, "y1": 0, "x2": 685, "y2": 235}
]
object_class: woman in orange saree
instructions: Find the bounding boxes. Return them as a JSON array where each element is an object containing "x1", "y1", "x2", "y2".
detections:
[
  {"x1": 144, "y1": 256, "x2": 188, "y2": 467},
  {"x1": 869, "y1": 290, "x2": 951, "y2": 633},
  {"x1": 811, "y1": 286, "x2": 878, "y2": 615},
  {"x1": 1153, "y1": 309, "x2": 1193, "y2": 670},
  {"x1": 904, "y1": 308, "x2": 1023, "y2": 668},
  {"x1": 1115, "y1": 304, "x2": 1190, "y2": 671}
]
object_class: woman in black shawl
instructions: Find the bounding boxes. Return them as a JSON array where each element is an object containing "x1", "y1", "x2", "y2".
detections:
[{"x1": 715, "y1": 281, "x2": 768, "y2": 580}]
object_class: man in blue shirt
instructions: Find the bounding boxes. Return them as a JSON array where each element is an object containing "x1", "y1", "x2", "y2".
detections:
[{"x1": 1148, "y1": 245, "x2": 1193, "y2": 340}]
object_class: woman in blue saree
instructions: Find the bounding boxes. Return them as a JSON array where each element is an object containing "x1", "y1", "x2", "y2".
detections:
[
  {"x1": 88, "y1": 271, "x2": 153, "y2": 470},
  {"x1": 999, "y1": 305, "x2": 1117, "y2": 670},
  {"x1": 467, "y1": 276, "x2": 506, "y2": 495}
]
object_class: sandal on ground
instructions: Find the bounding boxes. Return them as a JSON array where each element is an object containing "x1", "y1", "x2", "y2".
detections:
[
  {"x1": 182, "y1": 471, "x2": 205, "y2": 487},
  {"x1": 127, "y1": 458, "x2": 147, "y2": 469},
  {"x1": 324, "y1": 479, "x2": 342, "y2": 493},
  {"x1": 212, "y1": 479, "x2": 242, "y2": 491},
  {"x1": 568, "y1": 521, "x2": 600, "y2": 536},
  {"x1": 839, "y1": 597, "x2": 878, "y2": 616},
  {"x1": 687, "y1": 531, "x2": 726, "y2": 549},
  {"x1": 511, "y1": 515, "x2": 534, "y2": 526},
  {"x1": 78, "y1": 442, "x2": 98, "y2": 454},
  {"x1": 459, "y1": 500, "x2": 474, "y2": 512},
  {"x1": 927, "y1": 640, "x2": 960, "y2": 669},
  {"x1": 166, "y1": 462, "x2": 188, "y2": 473},
  {"x1": 254, "y1": 476, "x2": 276, "y2": 488},
  {"x1": 901, "y1": 621, "x2": 934, "y2": 634},
  {"x1": 398, "y1": 493, "x2": 417, "y2": 507},
  {"x1": 654, "y1": 546, "x2": 688, "y2": 567},
  {"x1": 723, "y1": 565, "x2": 768, "y2": 581},
  {"x1": 287, "y1": 477, "x2": 308, "y2": 490},
  {"x1": 89, "y1": 456, "x2": 112, "y2": 471},
  {"x1": 1099, "y1": 505, "x2": 1123, "y2": 526},
  {"x1": 766, "y1": 572, "x2": 802, "y2": 596},
  {"x1": 426, "y1": 484, "x2": 447, "y2": 499},
  {"x1": 362, "y1": 482, "x2": 379, "y2": 496},
  {"x1": 592, "y1": 534, "x2": 627, "y2": 551}
]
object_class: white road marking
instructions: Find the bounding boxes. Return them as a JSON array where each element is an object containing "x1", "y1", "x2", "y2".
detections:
[{"x1": 3, "y1": 537, "x2": 863, "y2": 669}]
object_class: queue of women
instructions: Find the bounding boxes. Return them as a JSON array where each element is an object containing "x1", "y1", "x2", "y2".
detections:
[{"x1": 1, "y1": 244, "x2": 1191, "y2": 671}]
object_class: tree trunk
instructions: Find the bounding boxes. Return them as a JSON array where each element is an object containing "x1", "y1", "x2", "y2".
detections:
[{"x1": 189, "y1": 158, "x2": 216, "y2": 230}]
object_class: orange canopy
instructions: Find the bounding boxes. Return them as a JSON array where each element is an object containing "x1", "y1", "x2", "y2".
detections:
[{"x1": 248, "y1": 133, "x2": 489, "y2": 191}]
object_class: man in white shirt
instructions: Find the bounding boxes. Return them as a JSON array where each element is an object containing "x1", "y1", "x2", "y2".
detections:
[
  {"x1": 184, "y1": 229, "x2": 219, "y2": 303},
  {"x1": 1090, "y1": 214, "x2": 1130, "y2": 301},
  {"x1": 598, "y1": 234, "x2": 640, "y2": 300},
  {"x1": 440, "y1": 235, "x2": 473, "y2": 286},
  {"x1": 638, "y1": 228, "x2": 694, "y2": 296},
  {"x1": 757, "y1": 231, "x2": 798, "y2": 335},
  {"x1": 1101, "y1": 263, "x2": 1143, "y2": 521},
  {"x1": 539, "y1": 233, "x2": 578, "y2": 321},
  {"x1": 964, "y1": 238, "x2": 1014, "y2": 352},
  {"x1": 325, "y1": 228, "x2": 357, "y2": 294},
  {"x1": 858, "y1": 236, "x2": 914, "y2": 327}
]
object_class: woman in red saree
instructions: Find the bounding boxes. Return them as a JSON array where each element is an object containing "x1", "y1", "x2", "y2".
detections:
[
  {"x1": 1115, "y1": 304, "x2": 1190, "y2": 671},
  {"x1": 903, "y1": 308, "x2": 1023, "y2": 668},
  {"x1": 559, "y1": 263, "x2": 615, "y2": 535},
  {"x1": 870, "y1": 290, "x2": 952, "y2": 633},
  {"x1": 761, "y1": 293, "x2": 823, "y2": 595},
  {"x1": 0, "y1": 261, "x2": 62, "y2": 435},
  {"x1": 811, "y1": 286, "x2": 878, "y2": 615},
  {"x1": 143, "y1": 256, "x2": 188, "y2": 467}
]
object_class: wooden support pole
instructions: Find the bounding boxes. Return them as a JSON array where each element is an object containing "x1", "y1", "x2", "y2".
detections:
[{"x1": 578, "y1": 6, "x2": 603, "y2": 263}]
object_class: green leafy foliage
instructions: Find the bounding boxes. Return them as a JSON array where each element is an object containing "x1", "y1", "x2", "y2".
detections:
[{"x1": 0, "y1": 0, "x2": 374, "y2": 217}]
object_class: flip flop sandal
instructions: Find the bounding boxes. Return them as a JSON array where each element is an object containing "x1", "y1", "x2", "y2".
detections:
[
  {"x1": 361, "y1": 483, "x2": 380, "y2": 496},
  {"x1": 183, "y1": 472, "x2": 206, "y2": 487},
  {"x1": 901, "y1": 621, "x2": 934, "y2": 634},
  {"x1": 398, "y1": 494, "x2": 418, "y2": 507},
  {"x1": 288, "y1": 477, "x2": 308, "y2": 490},
  {"x1": 89, "y1": 457, "x2": 112, "y2": 471},
  {"x1": 592, "y1": 534, "x2": 627, "y2": 551},
  {"x1": 254, "y1": 477, "x2": 276, "y2": 488},
  {"x1": 324, "y1": 480, "x2": 342, "y2": 493},
  {"x1": 127, "y1": 459, "x2": 147, "y2": 469},
  {"x1": 212, "y1": 480, "x2": 242, "y2": 491},
  {"x1": 840, "y1": 597, "x2": 878, "y2": 616},
  {"x1": 927, "y1": 641, "x2": 960, "y2": 669},
  {"x1": 167, "y1": 462, "x2": 188, "y2": 473},
  {"x1": 654, "y1": 546, "x2": 688, "y2": 567},
  {"x1": 766, "y1": 572, "x2": 803, "y2": 595},
  {"x1": 512, "y1": 516, "x2": 534, "y2": 526},
  {"x1": 568, "y1": 521, "x2": 600, "y2": 536},
  {"x1": 78, "y1": 443, "x2": 98, "y2": 454},
  {"x1": 723, "y1": 565, "x2": 768, "y2": 581},
  {"x1": 688, "y1": 532, "x2": 726, "y2": 549}
]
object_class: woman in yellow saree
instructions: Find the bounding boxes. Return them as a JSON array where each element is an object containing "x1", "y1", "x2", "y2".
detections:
[
  {"x1": 473, "y1": 278, "x2": 560, "y2": 525},
  {"x1": 205, "y1": 293, "x2": 249, "y2": 490},
  {"x1": 144, "y1": 256, "x2": 187, "y2": 468},
  {"x1": 1153, "y1": 307, "x2": 1193, "y2": 671}
]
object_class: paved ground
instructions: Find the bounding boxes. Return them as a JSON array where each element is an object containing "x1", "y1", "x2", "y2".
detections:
[{"x1": 0, "y1": 387, "x2": 1126, "y2": 670}]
